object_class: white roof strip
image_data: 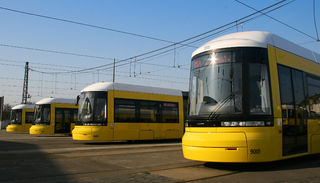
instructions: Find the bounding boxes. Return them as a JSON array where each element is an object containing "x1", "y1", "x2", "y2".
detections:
[
  {"x1": 12, "y1": 104, "x2": 35, "y2": 110},
  {"x1": 81, "y1": 82, "x2": 182, "y2": 96},
  {"x1": 35, "y1": 98, "x2": 76, "y2": 105},
  {"x1": 192, "y1": 31, "x2": 320, "y2": 63}
]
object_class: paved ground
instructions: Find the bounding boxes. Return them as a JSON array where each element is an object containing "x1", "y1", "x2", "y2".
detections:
[{"x1": 1, "y1": 130, "x2": 320, "y2": 183}]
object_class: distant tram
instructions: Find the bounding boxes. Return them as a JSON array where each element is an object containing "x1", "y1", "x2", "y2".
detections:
[
  {"x1": 72, "y1": 82, "x2": 186, "y2": 141},
  {"x1": 182, "y1": 31, "x2": 320, "y2": 162},
  {"x1": 29, "y1": 98, "x2": 78, "y2": 135},
  {"x1": 6, "y1": 104, "x2": 35, "y2": 132}
]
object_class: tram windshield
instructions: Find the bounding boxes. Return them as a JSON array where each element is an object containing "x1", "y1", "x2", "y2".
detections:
[
  {"x1": 10, "y1": 109, "x2": 22, "y2": 125},
  {"x1": 78, "y1": 91, "x2": 107, "y2": 125},
  {"x1": 34, "y1": 104, "x2": 50, "y2": 125},
  {"x1": 189, "y1": 47, "x2": 272, "y2": 121}
]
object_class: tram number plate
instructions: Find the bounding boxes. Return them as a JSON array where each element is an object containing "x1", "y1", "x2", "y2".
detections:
[{"x1": 250, "y1": 148, "x2": 261, "y2": 154}]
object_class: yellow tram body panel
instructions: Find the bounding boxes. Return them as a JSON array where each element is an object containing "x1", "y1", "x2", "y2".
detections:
[
  {"x1": 183, "y1": 125, "x2": 282, "y2": 163},
  {"x1": 72, "y1": 126, "x2": 113, "y2": 141},
  {"x1": 29, "y1": 124, "x2": 54, "y2": 135},
  {"x1": 183, "y1": 31, "x2": 320, "y2": 163},
  {"x1": 30, "y1": 98, "x2": 78, "y2": 135},
  {"x1": 6, "y1": 124, "x2": 26, "y2": 132},
  {"x1": 73, "y1": 83, "x2": 185, "y2": 141},
  {"x1": 6, "y1": 106, "x2": 34, "y2": 133}
]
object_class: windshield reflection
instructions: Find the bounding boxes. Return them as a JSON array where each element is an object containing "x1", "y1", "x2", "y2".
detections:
[
  {"x1": 189, "y1": 48, "x2": 271, "y2": 119},
  {"x1": 190, "y1": 52, "x2": 242, "y2": 117},
  {"x1": 78, "y1": 91, "x2": 107, "y2": 125},
  {"x1": 34, "y1": 105, "x2": 50, "y2": 125},
  {"x1": 10, "y1": 110, "x2": 22, "y2": 125}
]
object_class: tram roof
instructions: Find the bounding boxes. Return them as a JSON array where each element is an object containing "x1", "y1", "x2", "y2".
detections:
[
  {"x1": 81, "y1": 82, "x2": 182, "y2": 96},
  {"x1": 12, "y1": 104, "x2": 35, "y2": 110},
  {"x1": 35, "y1": 98, "x2": 76, "y2": 105},
  {"x1": 192, "y1": 31, "x2": 320, "y2": 63}
]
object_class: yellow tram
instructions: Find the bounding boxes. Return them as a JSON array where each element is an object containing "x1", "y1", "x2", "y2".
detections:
[
  {"x1": 182, "y1": 31, "x2": 320, "y2": 162},
  {"x1": 29, "y1": 98, "x2": 78, "y2": 135},
  {"x1": 72, "y1": 82, "x2": 185, "y2": 141},
  {"x1": 6, "y1": 104, "x2": 34, "y2": 132}
]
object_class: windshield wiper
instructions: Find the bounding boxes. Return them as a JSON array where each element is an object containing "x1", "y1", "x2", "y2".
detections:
[{"x1": 208, "y1": 94, "x2": 234, "y2": 121}]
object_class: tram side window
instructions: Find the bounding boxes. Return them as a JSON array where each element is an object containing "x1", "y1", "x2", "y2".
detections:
[
  {"x1": 140, "y1": 101, "x2": 157, "y2": 122},
  {"x1": 307, "y1": 76, "x2": 320, "y2": 118},
  {"x1": 292, "y1": 70, "x2": 307, "y2": 118},
  {"x1": 161, "y1": 102, "x2": 179, "y2": 123},
  {"x1": 278, "y1": 65, "x2": 308, "y2": 119},
  {"x1": 114, "y1": 98, "x2": 179, "y2": 123},
  {"x1": 25, "y1": 112, "x2": 34, "y2": 124},
  {"x1": 114, "y1": 99, "x2": 137, "y2": 122},
  {"x1": 72, "y1": 109, "x2": 78, "y2": 122}
]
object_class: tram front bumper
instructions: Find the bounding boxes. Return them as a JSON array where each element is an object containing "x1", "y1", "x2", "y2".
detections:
[
  {"x1": 182, "y1": 131, "x2": 248, "y2": 163},
  {"x1": 6, "y1": 125, "x2": 25, "y2": 132},
  {"x1": 29, "y1": 125, "x2": 52, "y2": 135},
  {"x1": 72, "y1": 126, "x2": 111, "y2": 141}
]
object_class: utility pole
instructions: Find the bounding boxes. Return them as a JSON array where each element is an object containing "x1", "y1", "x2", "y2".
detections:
[
  {"x1": 112, "y1": 58, "x2": 116, "y2": 83},
  {"x1": 22, "y1": 62, "x2": 29, "y2": 104}
]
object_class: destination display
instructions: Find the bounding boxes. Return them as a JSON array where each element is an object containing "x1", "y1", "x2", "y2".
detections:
[{"x1": 192, "y1": 52, "x2": 233, "y2": 69}]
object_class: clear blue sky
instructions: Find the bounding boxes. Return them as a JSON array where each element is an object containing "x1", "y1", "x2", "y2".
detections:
[{"x1": 0, "y1": 0, "x2": 319, "y2": 105}]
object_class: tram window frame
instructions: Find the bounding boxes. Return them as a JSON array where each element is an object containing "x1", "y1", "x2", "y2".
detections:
[
  {"x1": 114, "y1": 99, "x2": 137, "y2": 122},
  {"x1": 25, "y1": 112, "x2": 34, "y2": 124},
  {"x1": 278, "y1": 64, "x2": 313, "y2": 119},
  {"x1": 114, "y1": 98, "x2": 179, "y2": 123},
  {"x1": 306, "y1": 75, "x2": 320, "y2": 118}
]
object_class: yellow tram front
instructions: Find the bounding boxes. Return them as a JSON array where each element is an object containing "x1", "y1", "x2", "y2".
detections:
[
  {"x1": 72, "y1": 82, "x2": 185, "y2": 141},
  {"x1": 29, "y1": 98, "x2": 78, "y2": 135},
  {"x1": 182, "y1": 31, "x2": 320, "y2": 163},
  {"x1": 6, "y1": 104, "x2": 34, "y2": 132}
]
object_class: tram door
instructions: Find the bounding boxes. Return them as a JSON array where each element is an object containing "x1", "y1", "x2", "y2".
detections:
[
  {"x1": 55, "y1": 108, "x2": 71, "y2": 133},
  {"x1": 278, "y1": 66, "x2": 308, "y2": 156}
]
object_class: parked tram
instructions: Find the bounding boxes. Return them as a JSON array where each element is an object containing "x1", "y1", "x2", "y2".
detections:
[
  {"x1": 6, "y1": 104, "x2": 35, "y2": 132},
  {"x1": 72, "y1": 82, "x2": 186, "y2": 141},
  {"x1": 182, "y1": 31, "x2": 320, "y2": 163},
  {"x1": 29, "y1": 98, "x2": 78, "y2": 135}
]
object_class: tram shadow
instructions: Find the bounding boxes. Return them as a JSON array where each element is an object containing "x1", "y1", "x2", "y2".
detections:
[
  {"x1": 204, "y1": 154, "x2": 320, "y2": 172},
  {"x1": 0, "y1": 141, "x2": 72, "y2": 183}
]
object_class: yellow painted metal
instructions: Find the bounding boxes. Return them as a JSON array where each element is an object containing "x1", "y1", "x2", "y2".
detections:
[
  {"x1": 73, "y1": 90, "x2": 184, "y2": 141},
  {"x1": 183, "y1": 126, "x2": 282, "y2": 162},
  {"x1": 72, "y1": 126, "x2": 113, "y2": 141},
  {"x1": 29, "y1": 124, "x2": 53, "y2": 135},
  {"x1": 6, "y1": 124, "x2": 25, "y2": 132},
  {"x1": 6, "y1": 108, "x2": 34, "y2": 133},
  {"x1": 30, "y1": 103, "x2": 78, "y2": 135},
  {"x1": 182, "y1": 46, "x2": 320, "y2": 163}
]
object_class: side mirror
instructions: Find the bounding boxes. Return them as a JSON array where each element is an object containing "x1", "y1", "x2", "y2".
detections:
[{"x1": 76, "y1": 95, "x2": 80, "y2": 106}]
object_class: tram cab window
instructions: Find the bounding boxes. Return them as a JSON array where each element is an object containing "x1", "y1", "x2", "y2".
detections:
[
  {"x1": 34, "y1": 105, "x2": 50, "y2": 124},
  {"x1": 78, "y1": 91, "x2": 107, "y2": 125},
  {"x1": 249, "y1": 64, "x2": 271, "y2": 114},
  {"x1": 10, "y1": 110, "x2": 22, "y2": 125}
]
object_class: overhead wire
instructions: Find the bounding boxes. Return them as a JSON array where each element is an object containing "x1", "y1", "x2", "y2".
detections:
[
  {"x1": 313, "y1": 0, "x2": 320, "y2": 41},
  {"x1": 235, "y1": 0, "x2": 318, "y2": 41},
  {"x1": 96, "y1": 0, "x2": 296, "y2": 73},
  {"x1": 0, "y1": 43, "x2": 115, "y2": 61},
  {"x1": 0, "y1": 6, "x2": 197, "y2": 48},
  {"x1": 31, "y1": 0, "x2": 290, "y2": 75}
]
